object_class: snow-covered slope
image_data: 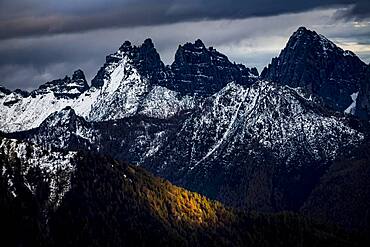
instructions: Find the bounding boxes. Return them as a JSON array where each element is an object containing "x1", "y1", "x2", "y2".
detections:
[
  {"x1": 13, "y1": 79, "x2": 365, "y2": 211},
  {"x1": 29, "y1": 106, "x2": 98, "y2": 150},
  {"x1": 87, "y1": 54, "x2": 193, "y2": 121},
  {"x1": 143, "y1": 80, "x2": 364, "y2": 209},
  {"x1": 87, "y1": 55, "x2": 149, "y2": 121},
  {"x1": 11, "y1": 105, "x2": 183, "y2": 165},
  {"x1": 0, "y1": 42, "x2": 195, "y2": 133},
  {"x1": 0, "y1": 88, "x2": 78, "y2": 132},
  {"x1": 138, "y1": 85, "x2": 195, "y2": 119},
  {"x1": 0, "y1": 70, "x2": 90, "y2": 132},
  {"x1": 146, "y1": 80, "x2": 363, "y2": 168},
  {"x1": 0, "y1": 137, "x2": 77, "y2": 207}
]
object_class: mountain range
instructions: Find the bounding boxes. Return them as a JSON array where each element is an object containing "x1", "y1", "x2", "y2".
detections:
[{"x1": 1, "y1": 26, "x2": 370, "y2": 245}]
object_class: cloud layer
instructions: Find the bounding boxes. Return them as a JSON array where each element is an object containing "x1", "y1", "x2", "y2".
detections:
[{"x1": 0, "y1": 0, "x2": 369, "y2": 40}]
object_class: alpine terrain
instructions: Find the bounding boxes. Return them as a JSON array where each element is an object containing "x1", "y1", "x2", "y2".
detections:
[{"x1": 1, "y1": 26, "x2": 370, "y2": 246}]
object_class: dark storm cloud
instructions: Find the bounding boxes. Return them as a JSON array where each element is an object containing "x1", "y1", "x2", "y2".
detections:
[
  {"x1": 335, "y1": 1, "x2": 370, "y2": 19},
  {"x1": 0, "y1": 0, "x2": 369, "y2": 40}
]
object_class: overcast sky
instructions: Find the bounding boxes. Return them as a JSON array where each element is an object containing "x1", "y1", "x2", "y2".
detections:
[{"x1": 0, "y1": 0, "x2": 369, "y2": 91}]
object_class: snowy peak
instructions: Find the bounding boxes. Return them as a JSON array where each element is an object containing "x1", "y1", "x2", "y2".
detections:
[
  {"x1": 92, "y1": 38, "x2": 167, "y2": 89},
  {"x1": 88, "y1": 55, "x2": 150, "y2": 121},
  {"x1": 0, "y1": 39, "x2": 194, "y2": 132},
  {"x1": 1, "y1": 33, "x2": 368, "y2": 135},
  {"x1": 86, "y1": 39, "x2": 194, "y2": 121},
  {"x1": 25, "y1": 106, "x2": 97, "y2": 150},
  {"x1": 33, "y1": 69, "x2": 89, "y2": 99},
  {"x1": 261, "y1": 26, "x2": 368, "y2": 113},
  {"x1": 117, "y1": 38, "x2": 163, "y2": 75},
  {"x1": 72, "y1": 69, "x2": 89, "y2": 88},
  {"x1": 119, "y1": 40, "x2": 134, "y2": 53},
  {"x1": 91, "y1": 42, "x2": 134, "y2": 88},
  {"x1": 131, "y1": 38, "x2": 169, "y2": 86},
  {"x1": 41, "y1": 106, "x2": 79, "y2": 128}
]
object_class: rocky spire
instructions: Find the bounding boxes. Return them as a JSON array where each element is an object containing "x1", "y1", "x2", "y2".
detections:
[
  {"x1": 91, "y1": 39, "x2": 169, "y2": 89},
  {"x1": 170, "y1": 39, "x2": 257, "y2": 95},
  {"x1": 132, "y1": 38, "x2": 168, "y2": 83}
]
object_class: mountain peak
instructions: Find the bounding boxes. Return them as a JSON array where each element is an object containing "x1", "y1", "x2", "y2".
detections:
[
  {"x1": 261, "y1": 27, "x2": 367, "y2": 112},
  {"x1": 72, "y1": 69, "x2": 85, "y2": 78},
  {"x1": 0, "y1": 85, "x2": 12, "y2": 96},
  {"x1": 294, "y1": 26, "x2": 316, "y2": 36},
  {"x1": 180, "y1": 39, "x2": 206, "y2": 51},
  {"x1": 41, "y1": 106, "x2": 83, "y2": 130},
  {"x1": 194, "y1": 39, "x2": 205, "y2": 48},
  {"x1": 169, "y1": 40, "x2": 257, "y2": 95},
  {"x1": 119, "y1": 40, "x2": 133, "y2": 52},
  {"x1": 288, "y1": 27, "x2": 338, "y2": 53},
  {"x1": 13, "y1": 89, "x2": 30, "y2": 97},
  {"x1": 142, "y1": 38, "x2": 154, "y2": 48},
  {"x1": 293, "y1": 26, "x2": 317, "y2": 36},
  {"x1": 92, "y1": 38, "x2": 170, "y2": 90},
  {"x1": 33, "y1": 70, "x2": 89, "y2": 98},
  {"x1": 297, "y1": 26, "x2": 308, "y2": 32}
]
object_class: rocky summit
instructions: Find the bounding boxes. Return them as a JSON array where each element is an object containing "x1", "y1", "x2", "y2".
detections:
[
  {"x1": 261, "y1": 26, "x2": 368, "y2": 113},
  {"x1": 170, "y1": 39, "x2": 258, "y2": 95}
]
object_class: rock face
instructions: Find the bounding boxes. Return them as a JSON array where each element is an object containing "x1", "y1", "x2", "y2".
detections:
[
  {"x1": 261, "y1": 27, "x2": 368, "y2": 113},
  {"x1": 91, "y1": 39, "x2": 169, "y2": 89},
  {"x1": 169, "y1": 39, "x2": 258, "y2": 95},
  {"x1": 0, "y1": 86, "x2": 12, "y2": 96},
  {"x1": 34, "y1": 69, "x2": 89, "y2": 98},
  {"x1": 27, "y1": 106, "x2": 97, "y2": 151},
  {"x1": 355, "y1": 66, "x2": 370, "y2": 119},
  {"x1": 10, "y1": 106, "x2": 184, "y2": 165}
]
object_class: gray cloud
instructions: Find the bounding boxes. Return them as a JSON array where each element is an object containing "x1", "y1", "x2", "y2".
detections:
[
  {"x1": 335, "y1": 1, "x2": 370, "y2": 20},
  {"x1": 0, "y1": 0, "x2": 369, "y2": 40}
]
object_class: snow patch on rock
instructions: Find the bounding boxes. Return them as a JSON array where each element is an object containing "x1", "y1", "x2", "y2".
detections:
[{"x1": 344, "y1": 91, "x2": 359, "y2": 115}]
